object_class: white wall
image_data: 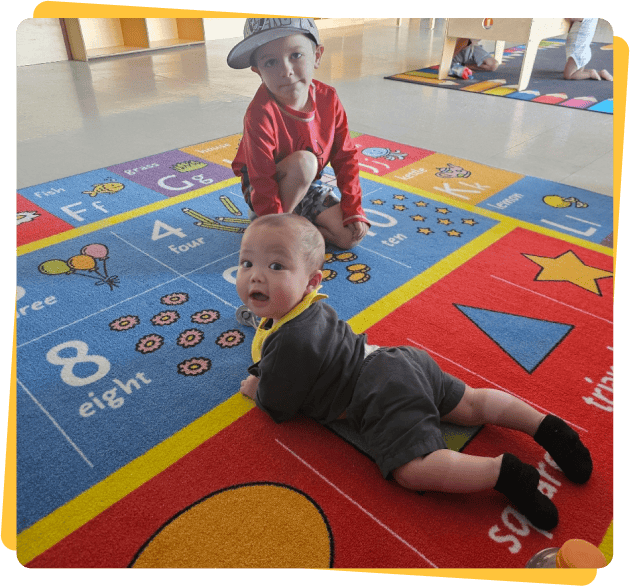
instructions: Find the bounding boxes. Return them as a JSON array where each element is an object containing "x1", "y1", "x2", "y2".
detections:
[
  {"x1": 202, "y1": 18, "x2": 246, "y2": 41},
  {"x1": 16, "y1": 18, "x2": 386, "y2": 67}
]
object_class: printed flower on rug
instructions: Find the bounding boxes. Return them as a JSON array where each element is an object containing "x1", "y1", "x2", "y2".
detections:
[
  {"x1": 191, "y1": 309, "x2": 220, "y2": 324},
  {"x1": 177, "y1": 328, "x2": 205, "y2": 348},
  {"x1": 177, "y1": 357, "x2": 212, "y2": 376},
  {"x1": 151, "y1": 310, "x2": 180, "y2": 326},
  {"x1": 161, "y1": 292, "x2": 189, "y2": 305},
  {"x1": 109, "y1": 315, "x2": 140, "y2": 331},
  {"x1": 215, "y1": 329, "x2": 245, "y2": 348},
  {"x1": 136, "y1": 333, "x2": 164, "y2": 354}
]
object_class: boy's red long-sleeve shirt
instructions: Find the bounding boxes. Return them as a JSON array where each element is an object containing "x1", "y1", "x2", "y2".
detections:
[{"x1": 232, "y1": 79, "x2": 368, "y2": 226}]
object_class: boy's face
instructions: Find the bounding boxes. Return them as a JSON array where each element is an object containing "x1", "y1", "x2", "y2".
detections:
[
  {"x1": 236, "y1": 222, "x2": 322, "y2": 321},
  {"x1": 251, "y1": 34, "x2": 323, "y2": 110}
]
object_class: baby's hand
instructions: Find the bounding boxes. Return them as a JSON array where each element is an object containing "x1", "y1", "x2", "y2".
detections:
[{"x1": 240, "y1": 375, "x2": 259, "y2": 400}]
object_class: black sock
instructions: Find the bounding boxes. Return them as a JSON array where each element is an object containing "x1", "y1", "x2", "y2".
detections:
[
  {"x1": 494, "y1": 453, "x2": 559, "y2": 531},
  {"x1": 534, "y1": 415, "x2": 592, "y2": 484}
]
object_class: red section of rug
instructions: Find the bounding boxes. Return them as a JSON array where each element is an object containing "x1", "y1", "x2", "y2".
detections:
[
  {"x1": 17, "y1": 194, "x2": 74, "y2": 247},
  {"x1": 29, "y1": 409, "x2": 443, "y2": 568},
  {"x1": 364, "y1": 227, "x2": 613, "y2": 565}
]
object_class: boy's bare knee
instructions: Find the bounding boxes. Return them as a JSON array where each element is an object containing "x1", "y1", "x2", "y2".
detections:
[{"x1": 279, "y1": 150, "x2": 318, "y2": 184}]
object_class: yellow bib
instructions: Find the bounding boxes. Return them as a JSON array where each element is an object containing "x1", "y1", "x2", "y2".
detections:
[{"x1": 251, "y1": 289, "x2": 328, "y2": 363}]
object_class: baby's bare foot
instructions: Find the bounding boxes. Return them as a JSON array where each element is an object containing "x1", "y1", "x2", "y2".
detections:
[
  {"x1": 600, "y1": 69, "x2": 613, "y2": 81},
  {"x1": 589, "y1": 69, "x2": 602, "y2": 80}
]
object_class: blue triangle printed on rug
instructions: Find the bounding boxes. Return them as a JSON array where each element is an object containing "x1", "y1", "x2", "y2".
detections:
[{"x1": 454, "y1": 305, "x2": 574, "y2": 373}]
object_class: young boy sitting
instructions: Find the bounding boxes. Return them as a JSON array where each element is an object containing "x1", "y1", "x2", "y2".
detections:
[
  {"x1": 237, "y1": 213, "x2": 593, "y2": 531},
  {"x1": 227, "y1": 18, "x2": 370, "y2": 250}
]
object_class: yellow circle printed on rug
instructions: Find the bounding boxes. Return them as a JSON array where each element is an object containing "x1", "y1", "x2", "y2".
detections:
[{"x1": 130, "y1": 482, "x2": 333, "y2": 568}]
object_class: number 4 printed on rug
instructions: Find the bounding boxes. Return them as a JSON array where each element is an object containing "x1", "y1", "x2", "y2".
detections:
[{"x1": 151, "y1": 219, "x2": 206, "y2": 255}]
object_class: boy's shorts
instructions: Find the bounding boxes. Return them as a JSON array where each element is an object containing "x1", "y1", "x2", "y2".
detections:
[
  {"x1": 241, "y1": 169, "x2": 340, "y2": 223},
  {"x1": 453, "y1": 43, "x2": 492, "y2": 67},
  {"x1": 345, "y1": 346, "x2": 466, "y2": 479}
]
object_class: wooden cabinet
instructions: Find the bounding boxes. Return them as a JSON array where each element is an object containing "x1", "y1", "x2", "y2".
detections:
[{"x1": 63, "y1": 18, "x2": 205, "y2": 61}]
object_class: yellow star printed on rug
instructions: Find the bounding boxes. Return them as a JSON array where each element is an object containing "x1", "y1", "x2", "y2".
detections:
[{"x1": 523, "y1": 250, "x2": 613, "y2": 294}]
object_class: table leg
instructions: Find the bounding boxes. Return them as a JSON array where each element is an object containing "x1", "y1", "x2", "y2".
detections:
[
  {"x1": 494, "y1": 40, "x2": 505, "y2": 65},
  {"x1": 518, "y1": 39, "x2": 539, "y2": 90},
  {"x1": 438, "y1": 36, "x2": 457, "y2": 79}
]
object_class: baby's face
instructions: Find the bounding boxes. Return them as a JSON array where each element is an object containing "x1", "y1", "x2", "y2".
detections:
[
  {"x1": 236, "y1": 223, "x2": 318, "y2": 320},
  {"x1": 251, "y1": 34, "x2": 323, "y2": 110}
]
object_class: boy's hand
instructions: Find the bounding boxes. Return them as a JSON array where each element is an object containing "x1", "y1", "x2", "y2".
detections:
[
  {"x1": 349, "y1": 221, "x2": 369, "y2": 243},
  {"x1": 240, "y1": 375, "x2": 259, "y2": 400}
]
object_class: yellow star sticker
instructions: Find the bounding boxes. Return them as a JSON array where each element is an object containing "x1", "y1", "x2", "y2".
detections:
[
  {"x1": 436, "y1": 207, "x2": 451, "y2": 215},
  {"x1": 445, "y1": 229, "x2": 462, "y2": 237},
  {"x1": 462, "y1": 218, "x2": 478, "y2": 226},
  {"x1": 417, "y1": 227, "x2": 434, "y2": 235},
  {"x1": 523, "y1": 250, "x2": 613, "y2": 295},
  {"x1": 415, "y1": 201, "x2": 428, "y2": 207},
  {"x1": 411, "y1": 215, "x2": 426, "y2": 222},
  {"x1": 393, "y1": 194, "x2": 407, "y2": 200},
  {"x1": 437, "y1": 218, "x2": 453, "y2": 225},
  {"x1": 393, "y1": 204, "x2": 407, "y2": 211},
  {"x1": 371, "y1": 199, "x2": 385, "y2": 205}
]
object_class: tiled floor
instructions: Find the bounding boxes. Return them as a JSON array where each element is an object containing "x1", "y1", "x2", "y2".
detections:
[{"x1": 17, "y1": 18, "x2": 614, "y2": 196}]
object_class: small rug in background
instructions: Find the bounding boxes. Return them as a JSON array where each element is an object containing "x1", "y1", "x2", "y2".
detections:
[{"x1": 386, "y1": 40, "x2": 613, "y2": 113}]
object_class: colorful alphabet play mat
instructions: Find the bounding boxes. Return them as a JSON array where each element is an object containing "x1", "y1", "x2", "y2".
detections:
[
  {"x1": 16, "y1": 131, "x2": 613, "y2": 568},
  {"x1": 386, "y1": 40, "x2": 614, "y2": 114}
]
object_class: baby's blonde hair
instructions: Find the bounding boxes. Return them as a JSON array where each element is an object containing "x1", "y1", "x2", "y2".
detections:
[{"x1": 247, "y1": 214, "x2": 325, "y2": 271}]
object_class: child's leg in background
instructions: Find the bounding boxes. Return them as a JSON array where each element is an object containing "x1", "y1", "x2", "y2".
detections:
[
  {"x1": 467, "y1": 42, "x2": 499, "y2": 72},
  {"x1": 563, "y1": 18, "x2": 611, "y2": 80},
  {"x1": 314, "y1": 204, "x2": 363, "y2": 250},
  {"x1": 275, "y1": 150, "x2": 318, "y2": 212},
  {"x1": 564, "y1": 57, "x2": 603, "y2": 81},
  {"x1": 275, "y1": 151, "x2": 366, "y2": 249}
]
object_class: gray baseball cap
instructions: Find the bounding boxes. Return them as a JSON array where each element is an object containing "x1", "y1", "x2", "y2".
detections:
[{"x1": 227, "y1": 18, "x2": 320, "y2": 69}]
